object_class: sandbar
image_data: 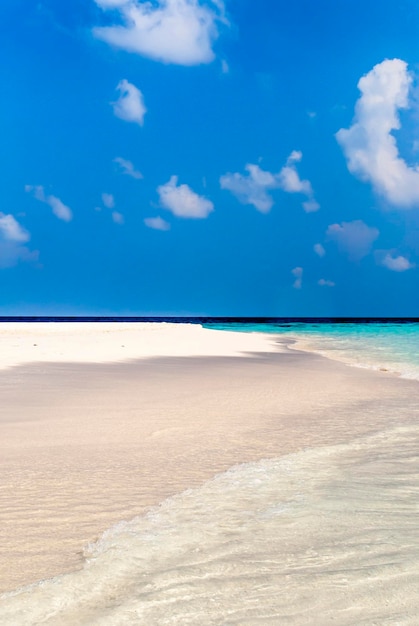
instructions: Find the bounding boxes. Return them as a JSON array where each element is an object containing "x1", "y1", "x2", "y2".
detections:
[{"x1": 0, "y1": 322, "x2": 417, "y2": 591}]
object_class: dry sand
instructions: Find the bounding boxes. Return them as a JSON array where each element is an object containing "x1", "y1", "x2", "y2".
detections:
[
  {"x1": 0, "y1": 322, "x2": 416, "y2": 592},
  {"x1": 0, "y1": 322, "x2": 282, "y2": 369}
]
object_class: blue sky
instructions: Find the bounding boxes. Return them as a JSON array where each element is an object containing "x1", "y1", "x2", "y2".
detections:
[{"x1": 2, "y1": 0, "x2": 419, "y2": 316}]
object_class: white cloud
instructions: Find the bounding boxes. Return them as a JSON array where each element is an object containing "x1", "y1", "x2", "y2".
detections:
[
  {"x1": 381, "y1": 252, "x2": 415, "y2": 272},
  {"x1": 220, "y1": 151, "x2": 319, "y2": 213},
  {"x1": 157, "y1": 175, "x2": 213, "y2": 218},
  {"x1": 27, "y1": 185, "x2": 46, "y2": 202},
  {"x1": 221, "y1": 59, "x2": 229, "y2": 74},
  {"x1": 114, "y1": 157, "x2": 143, "y2": 179},
  {"x1": 291, "y1": 266, "x2": 303, "y2": 289},
  {"x1": 102, "y1": 193, "x2": 115, "y2": 209},
  {"x1": 314, "y1": 243, "x2": 326, "y2": 257},
  {"x1": 278, "y1": 151, "x2": 312, "y2": 195},
  {"x1": 113, "y1": 79, "x2": 146, "y2": 126},
  {"x1": 144, "y1": 216, "x2": 171, "y2": 230},
  {"x1": 302, "y1": 199, "x2": 320, "y2": 213},
  {"x1": 112, "y1": 211, "x2": 125, "y2": 224},
  {"x1": 93, "y1": 0, "x2": 226, "y2": 66},
  {"x1": 0, "y1": 213, "x2": 37, "y2": 269},
  {"x1": 336, "y1": 58, "x2": 419, "y2": 208},
  {"x1": 287, "y1": 150, "x2": 302, "y2": 163},
  {"x1": 278, "y1": 167, "x2": 310, "y2": 194},
  {"x1": 47, "y1": 196, "x2": 72, "y2": 221},
  {"x1": 25, "y1": 185, "x2": 73, "y2": 222},
  {"x1": 220, "y1": 164, "x2": 277, "y2": 213},
  {"x1": 0, "y1": 213, "x2": 30, "y2": 243},
  {"x1": 327, "y1": 219, "x2": 379, "y2": 260},
  {"x1": 318, "y1": 278, "x2": 335, "y2": 287},
  {"x1": 0, "y1": 242, "x2": 38, "y2": 269}
]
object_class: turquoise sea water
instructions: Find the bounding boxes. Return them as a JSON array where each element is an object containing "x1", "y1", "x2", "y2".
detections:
[
  {"x1": 1, "y1": 321, "x2": 419, "y2": 624},
  {"x1": 205, "y1": 320, "x2": 419, "y2": 380}
]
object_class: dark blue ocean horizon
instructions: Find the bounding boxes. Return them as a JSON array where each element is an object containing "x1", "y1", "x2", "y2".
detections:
[{"x1": 1, "y1": 316, "x2": 419, "y2": 324}]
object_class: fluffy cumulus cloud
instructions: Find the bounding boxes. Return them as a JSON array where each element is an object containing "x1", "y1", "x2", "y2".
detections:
[
  {"x1": 144, "y1": 216, "x2": 171, "y2": 230},
  {"x1": 336, "y1": 58, "x2": 419, "y2": 208},
  {"x1": 113, "y1": 79, "x2": 146, "y2": 126},
  {"x1": 220, "y1": 152, "x2": 319, "y2": 213},
  {"x1": 327, "y1": 220, "x2": 379, "y2": 261},
  {"x1": 157, "y1": 176, "x2": 213, "y2": 218},
  {"x1": 93, "y1": 0, "x2": 226, "y2": 66},
  {"x1": 220, "y1": 164, "x2": 277, "y2": 213},
  {"x1": 25, "y1": 185, "x2": 73, "y2": 221},
  {"x1": 0, "y1": 213, "x2": 30, "y2": 243},
  {"x1": 0, "y1": 213, "x2": 37, "y2": 269},
  {"x1": 380, "y1": 252, "x2": 415, "y2": 272},
  {"x1": 114, "y1": 157, "x2": 143, "y2": 179},
  {"x1": 291, "y1": 266, "x2": 303, "y2": 289},
  {"x1": 278, "y1": 151, "x2": 312, "y2": 195}
]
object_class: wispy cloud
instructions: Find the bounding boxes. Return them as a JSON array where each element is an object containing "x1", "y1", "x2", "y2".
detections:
[
  {"x1": 327, "y1": 220, "x2": 379, "y2": 261},
  {"x1": 0, "y1": 243, "x2": 38, "y2": 269},
  {"x1": 112, "y1": 211, "x2": 125, "y2": 224},
  {"x1": 221, "y1": 59, "x2": 229, "y2": 74},
  {"x1": 114, "y1": 157, "x2": 143, "y2": 179},
  {"x1": 318, "y1": 278, "x2": 335, "y2": 287},
  {"x1": 93, "y1": 0, "x2": 227, "y2": 66},
  {"x1": 102, "y1": 193, "x2": 115, "y2": 209},
  {"x1": 0, "y1": 212, "x2": 37, "y2": 269},
  {"x1": 379, "y1": 252, "x2": 415, "y2": 272},
  {"x1": 113, "y1": 79, "x2": 146, "y2": 126},
  {"x1": 291, "y1": 266, "x2": 303, "y2": 289},
  {"x1": 220, "y1": 151, "x2": 319, "y2": 213},
  {"x1": 144, "y1": 216, "x2": 171, "y2": 231},
  {"x1": 336, "y1": 58, "x2": 419, "y2": 208},
  {"x1": 314, "y1": 243, "x2": 326, "y2": 257},
  {"x1": 97, "y1": 192, "x2": 125, "y2": 223},
  {"x1": 25, "y1": 185, "x2": 73, "y2": 221},
  {"x1": 157, "y1": 176, "x2": 214, "y2": 218},
  {"x1": 302, "y1": 199, "x2": 320, "y2": 213}
]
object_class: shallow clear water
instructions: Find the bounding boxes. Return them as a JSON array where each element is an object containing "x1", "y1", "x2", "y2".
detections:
[
  {"x1": 2, "y1": 424, "x2": 419, "y2": 625},
  {"x1": 206, "y1": 321, "x2": 419, "y2": 380},
  {"x1": 2, "y1": 322, "x2": 419, "y2": 625}
]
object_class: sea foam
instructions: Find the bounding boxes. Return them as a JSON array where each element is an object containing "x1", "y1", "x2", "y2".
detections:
[{"x1": 2, "y1": 424, "x2": 419, "y2": 625}]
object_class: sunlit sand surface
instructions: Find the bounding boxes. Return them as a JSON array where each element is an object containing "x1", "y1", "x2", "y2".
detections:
[
  {"x1": 0, "y1": 322, "x2": 281, "y2": 369},
  {"x1": 0, "y1": 323, "x2": 418, "y2": 624}
]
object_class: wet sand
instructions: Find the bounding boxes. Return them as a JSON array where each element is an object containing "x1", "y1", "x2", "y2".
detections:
[{"x1": 0, "y1": 324, "x2": 418, "y2": 592}]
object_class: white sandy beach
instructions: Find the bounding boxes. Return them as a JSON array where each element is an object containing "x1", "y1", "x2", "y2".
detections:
[
  {"x1": 0, "y1": 322, "x2": 282, "y2": 370},
  {"x1": 0, "y1": 322, "x2": 283, "y2": 590},
  {"x1": 0, "y1": 322, "x2": 418, "y2": 608}
]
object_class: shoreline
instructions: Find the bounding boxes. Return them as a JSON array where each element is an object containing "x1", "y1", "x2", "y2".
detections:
[{"x1": 1, "y1": 323, "x2": 418, "y2": 593}]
